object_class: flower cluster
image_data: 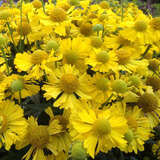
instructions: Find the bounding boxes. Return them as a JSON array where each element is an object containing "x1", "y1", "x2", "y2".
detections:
[{"x1": 0, "y1": 0, "x2": 160, "y2": 160}]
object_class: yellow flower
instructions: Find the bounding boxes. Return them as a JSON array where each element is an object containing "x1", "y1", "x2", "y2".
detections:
[
  {"x1": 0, "y1": 100, "x2": 27, "y2": 150},
  {"x1": 45, "y1": 107, "x2": 72, "y2": 152},
  {"x1": 14, "y1": 50, "x2": 58, "y2": 80},
  {"x1": 113, "y1": 102, "x2": 151, "y2": 153},
  {"x1": 58, "y1": 38, "x2": 90, "y2": 72},
  {"x1": 86, "y1": 49, "x2": 118, "y2": 73},
  {"x1": 137, "y1": 91, "x2": 160, "y2": 128},
  {"x1": 70, "y1": 102, "x2": 127, "y2": 158},
  {"x1": 0, "y1": 74, "x2": 39, "y2": 101},
  {"x1": 43, "y1": 64, "x2": 91, "y2": 109},
  {"x1": 120, "y1": 18, "x2": 152, "y2": 44},
  {"x1": 115, "y1": 47, "x2": 140, "y2": 73},
  {"x1": 87, "y1": 72, "x2": 112, "y2": 104},
  {"x1": 149, "y1": 17, "x2": 160, "y2": 41},
  {"x1": 16, "y1": 116, "x2": 62, "y2": 160}
]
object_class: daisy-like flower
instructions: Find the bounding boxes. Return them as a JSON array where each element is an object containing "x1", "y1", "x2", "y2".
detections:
[
  {"x1": 149, "y1": 17, "x2": 160, "y2": 41},
  {"x1": 86, "y1": 49, "x2": 118, "y2": 73},
  {"x1": 115, "y1": 47, "x2": 141, "y2": 73},
  {"x1": 43, "y1": 64, "x2": 91, "y2": 109},
  {"x1": 45, "y1": 107, "x2": 72, "y2": 153},
  {"x1": 58, "y1": 37, "x2": 91, "y2": 73},
  {"x1": 70, "y1": 101, "x2": 127, "y2": 158},
  {"x1": 14, "y1": 50, "x2": 60, "y2": 80},
  {"x1": 113, "y1": 102, "x2": 151, "y2": 153},
  {"x1": 0, "y1": 100, "x2": 27, "y2": 150},
  {"x1": 16, "y1": 116, "x2": 63, "y2": 160},
  {"x1": 120, "y1": 16, "x2": 152, "y2": 44},
  {"x1": 0, "y1": 74, "x2": 39, "y2": 101},
  {"x1": 40, "y1": 1, "x2": 73, "y2": 37},
  {"x1": 87, "y1": 72, "x2": 112, "y2": 104},
  {"x1": 136, "y1": 89, "x2": 160, "y2": 128}
]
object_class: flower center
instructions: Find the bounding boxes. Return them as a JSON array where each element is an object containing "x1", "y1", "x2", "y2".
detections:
[
  {"x1": 96, "y1": 51, "x2": 109, "y2": 63},
  {"x1": 17, "y1": 22, "x2": 32, "y2": 36},
  {"x1": 60, "y1": 74, "x2": 79, "y2": 94},
  {"x1": 148, "y1": 59, "x2": 160, "y2": 72},
  {"x1": 50, "y1": 7, "x2": 66, "y2": 22},
  {"x1": 124, "y1": 129, "x2": 134, "y2": 143},
  {"x1": 126, "y1": 115, "x2": 138, "y2": 129},
  {"x1": 28, "y1": 126, "x2": 49, "y2": 148},
  {"x1": 129, "y1": 76, "x2": 141, "y2": 87},
  {"x1": 117, "y1": 49, "x2": 131, "y2": 65},
  {"x1": 150, "y1": 17, "x2": 160, "y2": 30},
  {"x1": 117, "y1": 36, "x2": 131, "y2": 46},
  {"x1": 0, "y1": 115, "x2": 8, "y2": 133},
  {"x1": 134, "y1": 20, "x2": 147, "y2": 32},
  {"x1": 96, "y1": 78, "x2": 109, "y2": 91},
  {"x1": 137, "y1": 93, "x2": 158, "y2": 113},
  {"x1": 99, "y1": 1, "x2": 109, "y2": 9},
  {"x1": 80, "y1": 22, "x2": 92, "y2": 36},
  {"x1": 146, "y1": 76, "x2": 160, "y2": 91},
  {"x1": 64, "y1": 50, "x2": 79, "y2": 65},
  {"x1": 98, "y1": 13, "x2": 107, "y2": 22},
  {"x1": 94, "y1": 119, "x2": 111, "y2": 136},
  {"x1": 112, "y1": 79, "x2": 128, "y2": 93},
  {"x1": 31, "y1": 50, "x2": 48, "y2": 64},
  {"x1": 91, "y1": 36, "x2": 103, "y2": 48},
  {"x1": 32, "y1": 0, "x2": 42, "y2": 9}
]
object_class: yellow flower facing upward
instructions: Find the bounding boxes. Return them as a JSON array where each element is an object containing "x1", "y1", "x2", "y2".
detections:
[
  {"x1": 43, "y1": 64, "x2": 91, "y2": 109},
  {"x1": 86, "y1": 49, "x2": 118, "y2": 73},
  {"x1": 58, "y1": 38, "x2": 91, "y2": 73},
  {"x1": 86, "y1": 72, "x2": 112, "y2": 104},
  {"x1": 0, "y1": 100, "x2": 27, "y2": 150},
  {"x1": 121, "y1": 18, "x2": 152, "y2": 44},
  {"x1": 70, "y1": 102, "x2": 127, "y2": 158}
]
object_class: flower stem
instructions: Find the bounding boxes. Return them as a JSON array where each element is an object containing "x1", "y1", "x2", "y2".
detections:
[
  {"x1": 19, "y1": 0, "x2": 23, "y2": 52},
  {"x1": 6, "y1": 22, "x2": 18, "y2": 52},
  {"x1": 100, "y1": 93, "x2": 114, "y2": 109},
  {"x1": 139, "y1": 44, "x2": 152, "y2": 60},
  {"x1": 9, "y1": 0, "x2": 13, "y2": 7},
  {"x1": 19, "y1": 90, "x2": 22, "y2": 105},
  {"x1": 1, "y1": 48, "x2": 10, "y2": 75},
  {"x1": 40, "y1": 0, "x2": 46, "y2": 14}
]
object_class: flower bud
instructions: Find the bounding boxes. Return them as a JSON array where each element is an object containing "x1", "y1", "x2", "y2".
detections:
[
  {"x1": 92, "y1": 24, "x2": 103, "y2": 32},
  {"x1": 46, "y1": 40, "x2": 59, "y2": 51},
  {"x1": 112, "y1": 79, "x2": 128, "y2": 93},
  {"x1": 71, "y1": 141, "x2": 87, "y2": 160},
  {"x1": 11, "y1": 79, "x2": 24, "y2": 92},
  {"x1": 124, "y1": 129, "x2": 134, "y2": 143}
]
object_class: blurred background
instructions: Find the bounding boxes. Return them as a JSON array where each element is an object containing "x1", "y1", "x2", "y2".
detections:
[{"x1": 2, "y1": 0, "x2": 159, "y2": 16}]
